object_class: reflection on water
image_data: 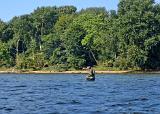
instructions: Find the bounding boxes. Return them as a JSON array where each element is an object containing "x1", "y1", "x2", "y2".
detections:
[{"x1": 0, "y1": 73, "x2": 160, "y2": 114}]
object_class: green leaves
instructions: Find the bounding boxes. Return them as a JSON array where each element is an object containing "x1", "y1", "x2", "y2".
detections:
[
  {"x1": 0, "y1": 42, "x2": 13, "y2": 67},
  {"x1": 115, "y1": 0, "x2": 159, "y2": 69},
  {"x1": 1, "y1": 3, "x2": 160, "y2": 70}
]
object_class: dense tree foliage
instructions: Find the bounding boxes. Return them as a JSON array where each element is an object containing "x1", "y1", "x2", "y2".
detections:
[{"x1": 1, "y1": 2, "x2": 160, "y2": 70}]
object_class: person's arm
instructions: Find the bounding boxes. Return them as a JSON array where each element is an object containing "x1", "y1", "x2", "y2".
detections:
[{"x1": 93, "y1": 70, "x2": 95, "y2": 74}]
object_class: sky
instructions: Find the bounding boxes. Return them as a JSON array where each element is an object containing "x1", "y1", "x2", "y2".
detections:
[{"x1": 0, "y1": 0, "x2": 160, "y2": 22}]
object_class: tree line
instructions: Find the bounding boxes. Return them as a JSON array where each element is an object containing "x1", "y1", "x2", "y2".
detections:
[{"x1": 0, "y1": 0, "x2": 160, "y2": 70}]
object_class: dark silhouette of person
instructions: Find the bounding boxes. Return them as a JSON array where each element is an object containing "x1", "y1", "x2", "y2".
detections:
[{"x1": 86, "y1": 66, "x2": 95, "y2": 80}]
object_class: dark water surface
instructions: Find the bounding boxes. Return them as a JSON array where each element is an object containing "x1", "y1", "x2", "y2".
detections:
[{"x1": 0, "y1": 73, "x2": 160, "y2": 114}]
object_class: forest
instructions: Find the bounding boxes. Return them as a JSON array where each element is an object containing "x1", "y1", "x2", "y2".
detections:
[{"x1": 1, "y1": 0, "x2": 160, "y2": 71}]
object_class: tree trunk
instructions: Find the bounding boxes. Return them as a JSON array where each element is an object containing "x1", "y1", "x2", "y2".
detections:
[{"x1": 90, "y1": 50, "x2": 98, "y2": 65}]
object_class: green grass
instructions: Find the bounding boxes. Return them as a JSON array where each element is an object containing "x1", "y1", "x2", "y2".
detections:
[{"x1": 93, "y1": 65, "x2": 121, "y2": 71}]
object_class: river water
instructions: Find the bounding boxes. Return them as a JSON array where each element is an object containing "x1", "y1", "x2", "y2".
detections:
[{"x1": 0, "y1": 73, "x2": 160, "y2": 114}]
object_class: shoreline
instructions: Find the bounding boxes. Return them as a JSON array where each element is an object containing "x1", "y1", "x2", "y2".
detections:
[
  {"x1": 0, "y1": 70, "x2": 160, "y2": 74},
  {"x1": 0, "y1": 70, "x2": 130, "y2": 74}
]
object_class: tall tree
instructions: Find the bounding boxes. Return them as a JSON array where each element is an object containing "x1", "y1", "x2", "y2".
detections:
[{"x1": 116, "y1": 0, "x2": 156, "y2": 69}]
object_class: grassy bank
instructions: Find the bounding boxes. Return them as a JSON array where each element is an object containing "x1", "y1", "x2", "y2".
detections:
[{"x1": 0, "y1": 66, "x2": 159, "y2": 74}]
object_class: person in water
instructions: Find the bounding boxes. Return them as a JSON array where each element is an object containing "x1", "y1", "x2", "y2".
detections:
[
  {"x1": 89, "y1": 67, "x2": 95, "y2": 76},
  {"x1": 87, "y1": 66, "x2": 95, "y2": 80}
]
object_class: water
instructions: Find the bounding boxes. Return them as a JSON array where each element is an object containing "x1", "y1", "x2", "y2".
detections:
[{"x1": 0, "y1": 73, "x2": 160, "y2": 114}]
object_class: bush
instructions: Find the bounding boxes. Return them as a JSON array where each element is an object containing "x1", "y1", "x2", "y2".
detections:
[
  {"x1": 67, "y1": 56, "x2": 86, "y2": 69},
  {"x1": 114, "y1": 57, "x2": 128, "y2": 70}
]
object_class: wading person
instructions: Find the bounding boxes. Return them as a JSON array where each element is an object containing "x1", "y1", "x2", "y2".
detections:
[{"x1": 86, "y1": 66, "x2": 95, "y2": 81}]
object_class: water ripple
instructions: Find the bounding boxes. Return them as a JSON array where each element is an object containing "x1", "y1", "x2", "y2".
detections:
[{"x1": 0, "y1": 74, "x2": 160, "y2": 114}]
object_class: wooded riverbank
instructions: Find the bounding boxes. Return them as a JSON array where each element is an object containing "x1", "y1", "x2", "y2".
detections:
[
  {"x1": 1, "y1": 0, "x2": 160, "y2": 71},
  {"x1": 0, "y1": 69, "x2": 160, "y2": 74}
]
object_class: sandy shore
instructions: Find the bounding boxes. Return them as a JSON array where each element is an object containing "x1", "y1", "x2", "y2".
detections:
[
  {"x1": 29, "y1": 70, "x2": 132, "y2": 74},
  {"x1": 0, "y1": 69, "x2": 160, "y2": 74},
  {"x1": 0, "y1": 70, "x2": 132, "y2": 74}
]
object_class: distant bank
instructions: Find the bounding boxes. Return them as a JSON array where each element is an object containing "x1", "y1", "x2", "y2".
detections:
[
  {"x1": 0, "y1": 70, "x2": 130, "y2": 74},
  {"x1": 0, "y1": 69, "x2": 160, "y2": 74}
]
